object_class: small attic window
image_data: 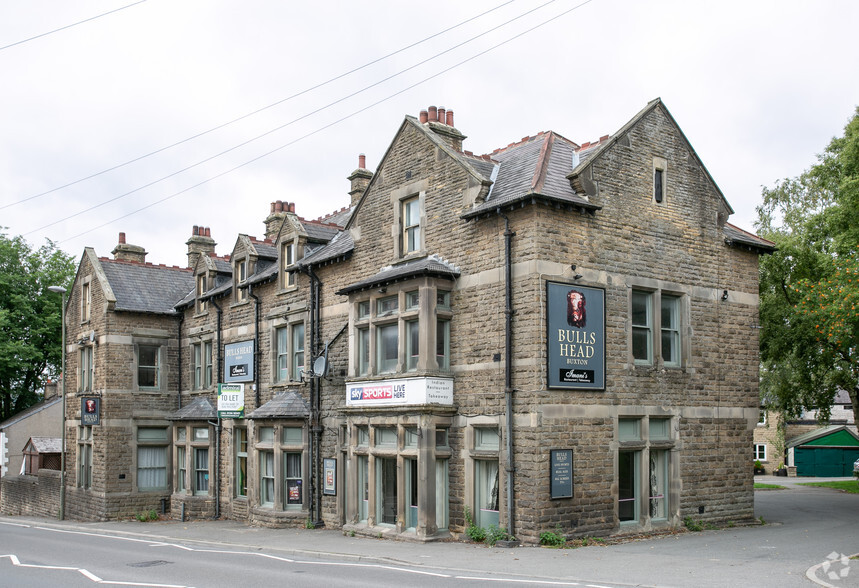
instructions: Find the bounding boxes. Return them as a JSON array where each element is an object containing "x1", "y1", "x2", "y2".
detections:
[{"x1": 653, "y1": 157, "x2": 667, "y2": 204}]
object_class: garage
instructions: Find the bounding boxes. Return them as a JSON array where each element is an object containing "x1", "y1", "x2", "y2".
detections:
[{"x1": 788, "y1": 426, "x2": 859, "y2": 477}]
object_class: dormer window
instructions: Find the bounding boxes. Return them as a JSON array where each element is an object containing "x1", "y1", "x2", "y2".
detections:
[
  {"x1": 196, "y1": 273, "x2": 208, "y2": 313},
  {"x1": 281, "y1": 241, "x2": 296, "y2": 289},
  {"x1": 235, "y1": 258, "x2": 248, "y2": 302}
]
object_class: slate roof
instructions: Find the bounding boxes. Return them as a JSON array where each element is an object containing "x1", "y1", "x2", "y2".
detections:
[
  {"x1": 304, "y1": 221, "x2": 342, "y2": 242},
  {"x1": 316, "y1": 205, "x2": 355, "y2": 228},
  {"x1": 461, "y1": 131, "x2": 600, "y2": 220},
  {"x1": 248, "y1": 391, "x2": 310, "y2": 419},
  {"x1": 723, "y1": 223, "x2": 776, "y2": 254},
  {"x1": 0, "y1": 396, "x2": 62, "y2": 430},
  {"x1": 336, "y1": 255, "x2": 460, "y2": 295},
  {"x1": 169, "y1": 397, "x2": 216, "y2": 421},
  {"x1": 100, "y1": 258, "x2": 194, "y2": 314},
  {"x1": 26, "y1": 437, "x2": 62, "y2": 453},
  {"x1": 299, "y1": 231, "x2": 354, "y2": 268}
]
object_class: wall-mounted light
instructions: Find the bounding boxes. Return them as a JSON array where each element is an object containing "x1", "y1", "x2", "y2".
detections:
[
  {"x1": 721, "y1": 290, "x2": 729, "y2": 301},
  {"x1": 378, "y1": 286, "x2": 387, "y2": 294},
  {"x1": 571, "y1": 264, "x2": 582, "y2": 281}
]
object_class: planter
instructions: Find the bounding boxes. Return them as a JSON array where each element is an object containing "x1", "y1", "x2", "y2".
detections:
[{"x1": 775, "y1": 469, "x2": 788, "y2": 477}]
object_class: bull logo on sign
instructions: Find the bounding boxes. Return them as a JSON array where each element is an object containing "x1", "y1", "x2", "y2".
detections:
[{"x1": 566, "y1": 289, "x2": 586, "y2": 328}]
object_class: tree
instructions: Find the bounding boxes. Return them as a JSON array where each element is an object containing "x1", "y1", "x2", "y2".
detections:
[
  {"x1": 0, "y1": 230, "x2": 75, "y2": 421},
  {"x1": 756, "y1": 107, "x2": 859, "y2": 426}
]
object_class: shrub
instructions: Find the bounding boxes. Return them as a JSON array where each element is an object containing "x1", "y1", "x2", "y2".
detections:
[
  {"x1": 464, "y1": 506, "x2": 486, "y2": 543},
  {"x1": 485, "y1": 524, "x2": 514, "y2": 546},
  {"x1": 539, "y1": 525, "x2": 566, "y2": 547}
]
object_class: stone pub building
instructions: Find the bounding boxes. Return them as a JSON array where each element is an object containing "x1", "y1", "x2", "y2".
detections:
[{"x1": 44, "y1": 99, "x2": 774, "y2": 543}]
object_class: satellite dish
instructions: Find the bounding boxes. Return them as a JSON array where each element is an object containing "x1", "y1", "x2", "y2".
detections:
[{"x1": 313, "y1": 356, "x2": 329, "y2": 378}]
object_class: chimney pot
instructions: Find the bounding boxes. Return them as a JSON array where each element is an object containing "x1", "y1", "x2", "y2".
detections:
[
  {"x1": 119, "y1": 232, "x2": 126, "y2": 244},
  {"x1": 428, "y1": 105, "x2": 437, "y2": 123},
  {"x1": 193, "y1": 225, "x2": 198, "y2": 236},
  {"x1": 446, "y1": 109, "x2": 454, "y2": 126},
  {"x1": 205, "y1": 227, "x2": 210, "y2": 237},
  {"x1": 270, "y1": 202, "x2": 275, "y2": 213},
  {"x1": 438, "y1": 107, "x2": 446, "y2": 124},
  {"x1": 419, "y1": 110, "x2": 428, "y2": 124},
  {"x1": 289, "y1": 203, "x2": 295, "y2": 213},
  {"x1": 359, "y1": 153, "x2": 366, "y2": 169}
]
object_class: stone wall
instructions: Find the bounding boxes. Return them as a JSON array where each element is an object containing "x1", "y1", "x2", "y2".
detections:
[{"x1": 1, "y1": 470, "x2": 60, "y2": 518}]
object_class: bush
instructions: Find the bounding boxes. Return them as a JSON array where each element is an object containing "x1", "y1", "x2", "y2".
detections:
[
  {"x1": 539, "y1": 525, "x2": 566, "y2": 547},
  {"x1": 485, "y1": 524, "x2": 514, "y2": 546},
  {"x1": 464, "y1": 506, "x2": 486, "y2": 543},
  {"x1": 135, "y1": 509, "x2": 158, "y2": 522}
]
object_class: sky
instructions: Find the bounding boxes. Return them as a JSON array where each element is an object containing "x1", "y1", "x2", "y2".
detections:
[{"x1": 2, "y1": 0, "x2": 858, "y2": 268}]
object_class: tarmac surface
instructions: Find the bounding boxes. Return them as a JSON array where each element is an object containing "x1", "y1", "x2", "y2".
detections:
[{"x1": 2, "y1": 475, "x2": 858, "y2": 587}]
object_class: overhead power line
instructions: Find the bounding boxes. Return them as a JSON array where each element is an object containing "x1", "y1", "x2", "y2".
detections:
[
  {"x1": 0, "y1": 1, "x2": 148, "y2": 52},
  {"x1": 24, "y1": 0, "x2": 564, "y2": 236},
  {"x1": 60, "y1": 0, "x2": 596, "y2": 245},
  {"x1": 1, "y1": 0, "x2": 514, "y2": 212}
]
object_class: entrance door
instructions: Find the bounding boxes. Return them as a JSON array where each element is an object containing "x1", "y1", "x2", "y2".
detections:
[{"x1": 377, "y1": 457, "x2": 397, "y2": 525}]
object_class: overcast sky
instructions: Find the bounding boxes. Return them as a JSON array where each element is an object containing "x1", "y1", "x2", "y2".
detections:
[{"x1": 2, "y1": 0, "x2": 858, "y2": 267}]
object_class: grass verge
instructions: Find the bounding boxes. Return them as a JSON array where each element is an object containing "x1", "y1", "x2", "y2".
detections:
[{"x1": 796, "y1": 480, "x2": 859, "y2": 494}]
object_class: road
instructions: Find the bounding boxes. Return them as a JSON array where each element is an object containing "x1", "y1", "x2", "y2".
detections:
[{"x1": 1, "y1": 476, "x2": 857, "y2": 588}]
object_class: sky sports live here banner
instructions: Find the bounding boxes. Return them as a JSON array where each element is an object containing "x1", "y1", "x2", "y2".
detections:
[
  {"x1": 346, "y1": 377, "x2": 454, "y2": 407},
  {"x1": 546, "y1": 281, "x2": 606, "y2": 390}
]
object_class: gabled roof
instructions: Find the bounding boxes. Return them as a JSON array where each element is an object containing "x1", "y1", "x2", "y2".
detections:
[
  {"x1": 346, "y1": 116, "x2": 493, "y2": 232},
  {"x1": 787, "y1": 425, "x2": 859, "y2": 448},
  {"x1": 0, "y1": 396, "x2": 62, "y2": 430},
  {"x1": 98, "y1": 257, "x2": 194, "y2": 315},
  {"x1": 25, "y1": 437, "x2": 62, "y2": 453},
  {"x1": 336, "y1": 255, "x2": 460, "y2": 295},
  {"x1": 248, "y1": 391, "x2": 310, "y2": 419},
  {"x1": 169, "y1": 397, "x2": 216, "y2": 421}
]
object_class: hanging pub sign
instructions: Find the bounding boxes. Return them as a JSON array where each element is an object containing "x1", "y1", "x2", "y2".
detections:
[
  {"x1": 224, "y1": 340, "x2": 254, "y2": 383},
  {"x1": 217, "y1": 383, "x2": 245, "y2": 419},
  {"x1": 546, "y1": 281, "x2": 606, "y2": 390},
  {"x1": 81, "y1": 397, "x2": 100, "y2": 426}
]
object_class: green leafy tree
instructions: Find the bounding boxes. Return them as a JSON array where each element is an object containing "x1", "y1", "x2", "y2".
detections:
[
  {"x1": 756, "y1": 108, "x2": 859, "y2": 425},
  {"x1": 0, "y1": 230, "x2": 75, "y2": 421}
]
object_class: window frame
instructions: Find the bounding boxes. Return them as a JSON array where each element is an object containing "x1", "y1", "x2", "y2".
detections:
[
  {"x1": 196, "y1": 273, "x2": 208, "y2": 313},
  {"x1": 78, "y1": 426, "x2": 93, "y2": 489},
  {"x1": 653, "y1": 157, "x2": 667, "y2": 204},
  {"x1": 274, "y1": 321, "x2": 306, "y2": 383},
  {"x1": 79, "y1": 345, "x2": 94, "y2": 392},
  {"x1": 235, "y1": 257, "x2": 248, "y2": 302},
  {"x1": 754, "y1": 443, "x2": 767, "y2": 461},
  {"x1": 81, "y1": 279, "x2": 92, "y2": 323},
  {"x1": 402, "y1": 196, "x2": 422, "y2": 255},
  {"x1": 254, "y1": 422, "x2": 307, "y2": 512},
  {"x1": 630, "y1": 288, "x2": 685, "y2": 369},
  {"x1": 235, "y1": 427, "x2": 248, "y2": 498},
  {"x1": 350, "y1": 281, "x2": 453, "y2": 378},
  {"x1": 281, "y1": 240, "x2": 297, "y2": 289},
  {"x1": 136, "y1": 426, "x2": 168, "y2": 492},
  {"x1": 135, "y1": 343, "x2": 163, "y2": 390}
]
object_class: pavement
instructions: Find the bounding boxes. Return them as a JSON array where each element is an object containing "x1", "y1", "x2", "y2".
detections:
[{"x1": 2, "y1": 476, "x2": 858, "y2": 587}]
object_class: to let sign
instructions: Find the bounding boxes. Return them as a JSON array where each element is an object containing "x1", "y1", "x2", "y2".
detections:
[
  {"x1": 550, "y1": 449, "x2": 573, "y2": 499},
  {"x1": 218, "y1": 383, "x2": 244, "y2": 418}
]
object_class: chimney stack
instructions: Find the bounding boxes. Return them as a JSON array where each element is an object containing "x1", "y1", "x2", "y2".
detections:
[
  {"x1": 420, "y1": 104, "x2": 466, "y2": 151},
  {"x1": 264, "y1": 200, "x2": 294, "y2": 240},
  {"x1": 186, "y1": 226, "x2": 216, "y2": 269},
  {"x1": 112, "y1": 232, "x2": 147, "y2": 263},
  {"x1": 348, "y1": 153, "x2": 373, "y2": 206}
]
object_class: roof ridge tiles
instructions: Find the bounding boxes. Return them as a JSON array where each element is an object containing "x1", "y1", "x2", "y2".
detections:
[
  {"x1": 487, "y1": 130, "x2": 550, "y2": 156},
  {"x1": 99, "y1": 257, "x2": 191, "y2": 272}
]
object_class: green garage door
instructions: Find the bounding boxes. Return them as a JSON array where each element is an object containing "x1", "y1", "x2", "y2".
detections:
[{"x1": 795, "y1": 447, "x2": 859, "y2": 477}]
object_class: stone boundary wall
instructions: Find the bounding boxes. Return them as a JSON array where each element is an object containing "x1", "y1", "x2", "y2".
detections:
[{"x1": 0, "y1": 470, "x2": 60, "y2": 518}]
